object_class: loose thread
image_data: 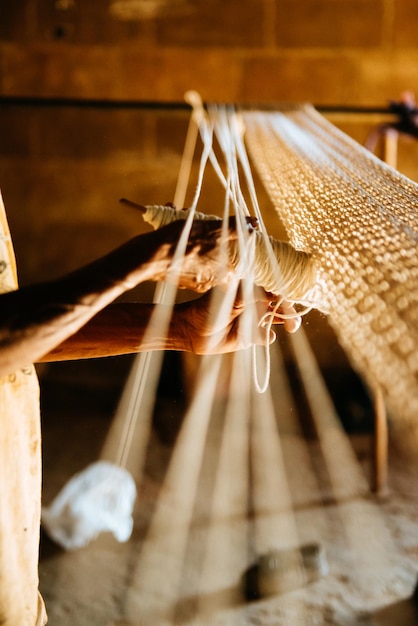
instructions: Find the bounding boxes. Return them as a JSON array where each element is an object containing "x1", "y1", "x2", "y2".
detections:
[{"x1": 252, "y1": 300, "x2": 282, "y2": 394}]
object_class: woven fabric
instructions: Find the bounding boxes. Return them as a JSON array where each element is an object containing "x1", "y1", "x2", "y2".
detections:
[{"x1": 243, "y1": 105, "x2": 418, "y2": 431}]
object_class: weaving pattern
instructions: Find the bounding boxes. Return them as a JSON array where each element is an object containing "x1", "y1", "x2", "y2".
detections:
[{"x1": 243, "y1": 105, "x2": 418, "y2": 431}]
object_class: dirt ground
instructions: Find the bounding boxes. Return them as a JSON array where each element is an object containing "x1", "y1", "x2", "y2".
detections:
[{"x1": 37, "y1": 355, "x2": 418, "y2": 626}]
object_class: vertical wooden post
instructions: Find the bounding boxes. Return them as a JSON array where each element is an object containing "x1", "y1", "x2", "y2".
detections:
[
  {"x1": 383, "y1": 128, "x2": 399, "y2": 168},
  {"x1": 370, "y1": 129, "x2": 397, "y2": 496},
  {"x1": 372, "y1": 386, "x2": 388, "y2": 495}
]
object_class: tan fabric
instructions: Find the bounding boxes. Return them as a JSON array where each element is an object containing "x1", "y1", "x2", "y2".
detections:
[
  {"x1": 0, "y1": 191, "x2": 47, "y2": 625},
  {"x1": 243, "y1": 106, "x2": 418, "y2": 433}
]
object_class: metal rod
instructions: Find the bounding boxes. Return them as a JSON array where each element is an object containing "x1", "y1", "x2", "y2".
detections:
[{"x1": 0, "y1": 95, "x2": 403, "y2": 115}]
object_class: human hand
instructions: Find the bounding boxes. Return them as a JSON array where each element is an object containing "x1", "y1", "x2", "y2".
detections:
[
  {"x1": 175, "y1": 286, "x2": 302, "y2": 355},
  {"x1": 146, "y1": 215, "x2": 257, "y2": 293}
]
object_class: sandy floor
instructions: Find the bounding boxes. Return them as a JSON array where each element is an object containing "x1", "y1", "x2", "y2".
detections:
[{"x1": 37, "y1": 357, "x2": 418, "y2": 626}]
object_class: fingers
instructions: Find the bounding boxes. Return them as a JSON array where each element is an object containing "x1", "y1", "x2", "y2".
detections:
[
  {"x1": 283, "y1": 315, "x2": 302, "y2": 333},
  {"x1": 186, "y1": 217, "x2": 257, "y2": 264},
  {"x1": 266, "y1": 298, "x2": 302, "y2": 334},
  {"x1": 280, "y1": 301, "x2": 302, "y2": 333},
  {"x1": 193, "y1": 215, "x2": 256, "y2": 243},
  {"x1": 227, "y1": 215, "x2": 259, "y2": 228},
  {"x1": 226, "y1": 215, "x2": 258, "y2": 237},
  {"x1": 233, "y1": 287, "x2": 303, "y2": 335}
]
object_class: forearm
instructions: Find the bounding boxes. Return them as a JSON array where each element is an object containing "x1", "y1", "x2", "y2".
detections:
[
  {"x1": 0, "y1": 216, "x2": 235, "y2": 375},
  {"x1": 0, "y1": 231, "x2": 171, "y2": 376},
  {"x1": 38, "y1": 302, "x2": 191, "y2": 362}
]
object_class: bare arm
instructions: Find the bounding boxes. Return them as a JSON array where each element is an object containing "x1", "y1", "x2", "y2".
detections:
[
  {"x1": 39, "y1": 291, "x2": 302, "y2": 362},
  {"x1": 37, "y1": 301, "x2": 185, "y2": 361},
  {"x1": 0, "y1": 218, "x2": 236, "y2": 377}
]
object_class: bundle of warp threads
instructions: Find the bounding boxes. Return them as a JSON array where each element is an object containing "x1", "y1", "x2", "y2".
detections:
[{"x1": 140, "y1": 202, "x2": 320, "y2": 305}]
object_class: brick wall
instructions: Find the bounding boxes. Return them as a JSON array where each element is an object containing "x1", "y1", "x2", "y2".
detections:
[
  {"x1": 1, "y1": 1, "x2": 418, "y2": 286},
  {"x1": 1, "y1": 0, "x2": 418, "y2": 106}
]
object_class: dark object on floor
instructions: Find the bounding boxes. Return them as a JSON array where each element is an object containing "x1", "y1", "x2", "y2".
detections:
[
  {"x1": 412, "y1": 576, "x2": 418, "y2": 605},
  {"x1": 242, "y1": 543, "x2": 328, "y2": 601}
]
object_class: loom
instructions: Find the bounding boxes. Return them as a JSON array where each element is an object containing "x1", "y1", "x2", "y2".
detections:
[{"x1": 41, "y1": 98, "x2": 418, "y2": 622}]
